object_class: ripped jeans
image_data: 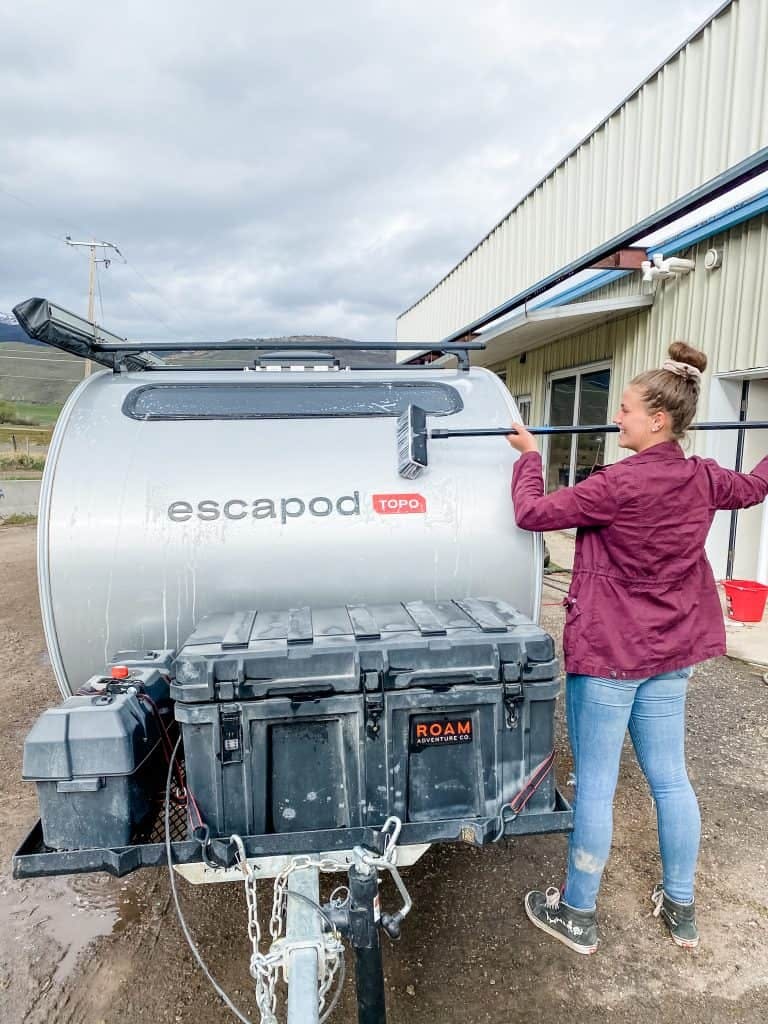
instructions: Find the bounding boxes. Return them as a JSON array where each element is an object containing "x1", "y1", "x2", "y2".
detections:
[{"x1": 563, "y1": 668, "x2": 700, "y2": 911}]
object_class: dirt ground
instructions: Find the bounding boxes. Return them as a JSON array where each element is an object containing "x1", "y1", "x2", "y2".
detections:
[{"x1": 2, "y1": 523, "x2": 768, "y2": 1024}]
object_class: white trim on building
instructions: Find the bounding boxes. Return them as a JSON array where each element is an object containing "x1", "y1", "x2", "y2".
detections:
[{"x1": 472, "y1": 295, "x2": 653, "y2": 367}]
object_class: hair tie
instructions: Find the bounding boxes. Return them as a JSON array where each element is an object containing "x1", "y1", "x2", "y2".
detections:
[{"x1": 662, "y1": 359, "x2": 702, "y2": 382}]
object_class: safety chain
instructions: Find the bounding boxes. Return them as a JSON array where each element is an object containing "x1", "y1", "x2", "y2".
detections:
[
  {"x1": 271, "y1": 856, "x2": 346, "y2": 1018},
  {"x1": 232, "y1": 838, "x2": 347, "y2": 1024}
]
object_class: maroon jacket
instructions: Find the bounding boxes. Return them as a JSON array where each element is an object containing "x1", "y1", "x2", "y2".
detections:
[{"x1": 512, "y1": 442, "x2": 768, "y2": 679}]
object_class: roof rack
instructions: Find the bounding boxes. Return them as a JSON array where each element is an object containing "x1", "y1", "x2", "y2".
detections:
[{"x1": 12, "y1": 298, "x2": 486, "y2": 372}]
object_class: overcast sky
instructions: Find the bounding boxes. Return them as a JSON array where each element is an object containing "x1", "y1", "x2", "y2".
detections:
[{"x1": 0, "y1": 1, "x2": 722, "y2": 343}]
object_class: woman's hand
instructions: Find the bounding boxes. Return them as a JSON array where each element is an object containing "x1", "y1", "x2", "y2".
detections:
[{"x1": 507, "y1": 422, "x2": 539, "y2": 454}]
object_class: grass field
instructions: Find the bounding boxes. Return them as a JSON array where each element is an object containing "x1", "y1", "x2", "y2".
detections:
[
  {"x1": 0, "y1": 341, "x2": 81, "y2": 405},
  {"x1": 0, "y1": 453, "x2": 46, "y2": 472},
  {"x1": 0, "y1": 513, "x2": 37, "y2": 527},
  {"x1": 0, "y1": 399, "x2": 59, "y2": 452},
  {"x1": 0, "y1": 425, "x2": 53, "y2": 447},
  {"x1": 9, "y1": 401, "x2": 62, "y2": 425}
]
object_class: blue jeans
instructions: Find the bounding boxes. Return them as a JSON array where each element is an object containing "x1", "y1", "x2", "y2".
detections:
[{"x1": 563, "y1": 668, "x2": 700, "y2": 911}]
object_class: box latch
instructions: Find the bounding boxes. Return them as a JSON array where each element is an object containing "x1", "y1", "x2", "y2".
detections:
[
  {"x1": 365, "y1": 693, "x2": 384, "y2": 739},
  {"x1": 219, "y1": 706, "x2": 243, "y2": 764},
  {"x1": 364, "y1": 672, "x2": 385, "y2": 739},
  {"x1": 503, "y1": 681, "x2": 524, "y2": 729}
]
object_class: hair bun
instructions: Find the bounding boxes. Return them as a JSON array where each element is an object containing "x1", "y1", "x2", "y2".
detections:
[{"x1": 668, "y1": 341, "x2": 707, "y2": 373}]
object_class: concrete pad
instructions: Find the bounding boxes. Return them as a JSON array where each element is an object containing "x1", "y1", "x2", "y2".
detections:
[
  {"x1": 0, "y1": 479, "x2": 41, "y2": 518},
  {"x1": 720, "y1": 587, "x2": 768, "y2": 668}
]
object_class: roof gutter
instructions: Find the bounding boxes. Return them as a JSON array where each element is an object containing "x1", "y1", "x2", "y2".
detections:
[{"x1": 533, "y1": 183, "x2": 768, "y2": 310}]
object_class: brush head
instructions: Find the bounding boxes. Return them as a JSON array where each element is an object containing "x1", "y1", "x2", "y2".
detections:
[{"x1": 397, "y1": 404, "x2": 428, "y2": 478}]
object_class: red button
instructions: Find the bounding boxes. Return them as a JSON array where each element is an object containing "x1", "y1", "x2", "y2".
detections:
[{"x1": 111, "y1": 666, "x2": 130, "y2": 679}]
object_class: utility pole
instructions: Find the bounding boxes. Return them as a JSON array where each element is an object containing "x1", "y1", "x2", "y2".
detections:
[{"x1": 65, "y1": 237, "x2": 123, "y2": 376}]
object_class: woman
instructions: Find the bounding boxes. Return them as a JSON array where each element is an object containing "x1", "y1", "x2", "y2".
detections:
[{"x1": 507, "y1": 342, "x2": 768, "y2": 954}]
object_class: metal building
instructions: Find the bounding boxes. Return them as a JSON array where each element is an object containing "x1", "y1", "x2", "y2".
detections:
[{"x1": 396, "y1": 0, "x2": 768, "y2": 584}]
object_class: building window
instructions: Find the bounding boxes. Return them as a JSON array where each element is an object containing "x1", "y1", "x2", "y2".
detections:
[
  {"x1": 513, "y1": 393, "x2": 532, "y2": 425},
  {"x1": 492, "y1": 366, "x2": 508, "y2": 388},
  {"x1": 544, "y1": 363, "x2": 611, "y2": 492}
]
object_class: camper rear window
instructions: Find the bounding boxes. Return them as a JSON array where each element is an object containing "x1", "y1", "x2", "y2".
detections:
[{"x1": 123, "y1": 382, "x2": 463, "y2": 420}]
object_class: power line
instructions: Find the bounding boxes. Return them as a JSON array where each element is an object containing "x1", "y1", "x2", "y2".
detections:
[
  {"x1": 0, "y1": 181, "x2": 190, "y2": 341},
  {"x1": 73, "y1": 237, "x2": 188, "y2": 341},
  {"x1": 97, "y1": 241, "x2": 187, "y2": 338},
  {"x1": 0, "y1": 180, "x2": 89, "y2": 243},
  {"x1": 119, "y1": 257, "x2": 188, "y2": 338},
  {"x1": 67, "y1": 237, "x2": 174, "y2": 340},
  {"x1": 98, "y1": 261, "x2": 181, "y2": 339}
]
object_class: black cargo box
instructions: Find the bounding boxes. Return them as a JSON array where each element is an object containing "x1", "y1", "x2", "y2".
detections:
[{"x1": 173, "y1": 598, "x2": 561, "y2": 842}]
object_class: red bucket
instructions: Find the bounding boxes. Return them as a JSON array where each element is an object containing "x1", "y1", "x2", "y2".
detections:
[{"x1": 722, "y1": 579, "x2": 768, "y2": 623}]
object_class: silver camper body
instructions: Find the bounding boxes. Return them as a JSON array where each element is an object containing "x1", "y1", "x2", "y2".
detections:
[{"x1": 40, "y1": 365, "x2": 540, "y2": 696}]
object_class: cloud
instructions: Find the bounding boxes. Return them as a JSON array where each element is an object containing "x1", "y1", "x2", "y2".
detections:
[{"x1": 0, "y1": 0, "x2": 720, "y2": 343}]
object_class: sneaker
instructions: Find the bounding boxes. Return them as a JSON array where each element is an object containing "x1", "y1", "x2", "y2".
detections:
[
  {"x1": 651, "y1": 883, "x2": 699, "y2": 948},
  {"x1": 524, "y1": 886, "x2": 599, "y2": 955}
]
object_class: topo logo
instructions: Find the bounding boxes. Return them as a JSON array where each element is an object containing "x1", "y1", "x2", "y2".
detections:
[{"x1": 372, "y1": 493, "x2": 427, "y2": 515}]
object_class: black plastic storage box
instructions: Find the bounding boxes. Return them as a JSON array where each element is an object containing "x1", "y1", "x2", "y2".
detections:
[
  {"x1": 22, "y1": 668, "x2": 170, "y2": 850},
  {"x1": 173, "y1": 599, "x2": 560, "y2": 841}
]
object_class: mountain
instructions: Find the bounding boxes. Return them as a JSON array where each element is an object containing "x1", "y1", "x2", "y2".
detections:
[
  {"x1": 0, "y1": 313, "x2": 29, "y2": 344},
  {"x1": 0, "y1": 315, "x2": 393, "y2": 363}
]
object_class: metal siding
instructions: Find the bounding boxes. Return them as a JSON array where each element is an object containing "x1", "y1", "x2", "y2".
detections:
[
  {"x1": 500, "y1": 214, "x2": 768, "y2": 462},
  {"x1": 398, "y1": 0, "x2": 768, "y2": 342}
]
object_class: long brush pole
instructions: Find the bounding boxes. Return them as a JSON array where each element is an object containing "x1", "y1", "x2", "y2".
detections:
[
  {"x1": 397, "y1": 406, "x2": 767, "y2": 478},
  {"x1": 431, "y1": 421, "x2": 768, "y2": 439}
]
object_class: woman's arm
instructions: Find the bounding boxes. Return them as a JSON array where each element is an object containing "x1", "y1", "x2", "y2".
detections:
[
  {"x1": 511, "y1": 451, "x2": 619, "y2": 531},
  {"x1": 705, "y1": 455, "x2": 768, "y2": 511}
]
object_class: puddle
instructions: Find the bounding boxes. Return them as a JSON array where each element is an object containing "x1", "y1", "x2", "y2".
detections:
[{"x1": 8, "y1": 873, "x2": 145, "y2": 984}]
